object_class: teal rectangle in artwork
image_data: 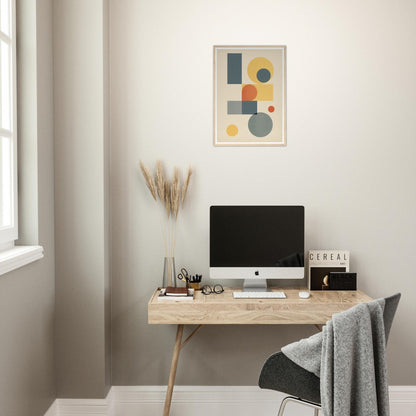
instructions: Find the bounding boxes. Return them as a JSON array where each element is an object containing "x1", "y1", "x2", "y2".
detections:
[
  {"x1": 242, "y1": 101, "x2": 257, "y2": 114},
  {"x1": 227, "y1": 100, "x2": 257, "y2": 114},
  {"x1": 227, "y1": 53, "x2": 242, "y2": 84},
  {"x1": 227, "y1": 101, "x2": 242, "y2": 114}
]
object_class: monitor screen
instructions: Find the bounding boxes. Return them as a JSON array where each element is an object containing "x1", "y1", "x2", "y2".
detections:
[{"x1": 210, "y1": 206, "x2": 304, "y2": 278}]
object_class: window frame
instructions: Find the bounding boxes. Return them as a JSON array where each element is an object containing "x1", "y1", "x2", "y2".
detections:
[
  {"x1": 0, "y1": 0, "x2": 18, "y2": 247},
  {"x1": 0, "y1": 0, "x2": 44, "y2": 275}
]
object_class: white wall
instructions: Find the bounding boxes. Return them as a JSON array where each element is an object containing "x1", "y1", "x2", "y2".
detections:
[{"x1": 110, "y1": 0, "x2": 416, "y2": 385}]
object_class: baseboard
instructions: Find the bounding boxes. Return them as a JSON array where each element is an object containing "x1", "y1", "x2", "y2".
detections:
[
  {"x1": 44, "y1": 400, "x2": 58, "y2": 416},
  {"x1": 389, "y1": 386, "x2": 416, "y2": 415},
  {"x1": 45, "y1": 385, "x2": 416, "y2": 416},
  {"x1": 57, "y1": 391, "x2": 113, "y2": 416},
  {"x1": 112, "y1": 386, "x2": 289, "y2": 416},
  {"x1": 58, "y1": 397, "x2": 112, "y2": 416}
]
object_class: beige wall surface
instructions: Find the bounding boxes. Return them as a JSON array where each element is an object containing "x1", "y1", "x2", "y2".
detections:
[
  {"x1": 0, "y1": 0, "x2": 55, "y2": 415},
  {"x1": 53, "y1": 0, "x2": 111, "y2": 399},
  {"x1": 54, "y1": 0, "x2": 111, "y2": 399},
  {"x1": 110, "y1": 0, "x2": 416, "y2": 386}
]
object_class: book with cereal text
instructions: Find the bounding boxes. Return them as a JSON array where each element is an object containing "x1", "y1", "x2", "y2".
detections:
[{"x1": 308, "y1": 250, "x2": 349, "y2": 290}]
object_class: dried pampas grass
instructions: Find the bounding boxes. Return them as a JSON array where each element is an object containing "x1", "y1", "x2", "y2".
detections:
[
  {"x1": 139, "y1": 161, "x2": 157, "y2": 201},
  {"x1": 164, "y1": 181, "x2": 171, "y2": 217},
  {"x1": 171, "y1": 167, "x2": 181, "y2": 219},
  {"x1": 156, "y1": 160, "x2": 166, "y2": 203},
  {"x1": 139, "y1": 160, "x2": 193, "y2": 257},
  {"x1": 181, "y1": 166, "x2": 192, "y2": 206}
]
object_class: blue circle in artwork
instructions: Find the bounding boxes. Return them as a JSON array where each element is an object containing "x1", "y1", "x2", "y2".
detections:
[
  {"x1": 248, "y1": 112, "x2": 273, "y2": 137},
  {"x1": 257, "y1": 68, "x2": 271, "y2": 83}
]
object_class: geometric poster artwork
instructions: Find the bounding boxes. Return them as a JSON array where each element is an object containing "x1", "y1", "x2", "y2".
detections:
[{"x1": 214, "y1": 45, "x2": 286, "y2": 146}]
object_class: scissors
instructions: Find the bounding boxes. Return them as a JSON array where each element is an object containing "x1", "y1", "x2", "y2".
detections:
[{"x1": 177, "y1": 268, "x2": 190, "y2": 283}]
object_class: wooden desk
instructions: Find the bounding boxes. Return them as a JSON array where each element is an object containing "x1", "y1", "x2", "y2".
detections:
[{"x1": 148, "y1": 287, "x2": 372, "y2": 416}]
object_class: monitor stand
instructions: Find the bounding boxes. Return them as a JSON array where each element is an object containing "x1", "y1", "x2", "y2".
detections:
[{"x1": 243, "y1": 279, "x2": 269, "y2": 292}]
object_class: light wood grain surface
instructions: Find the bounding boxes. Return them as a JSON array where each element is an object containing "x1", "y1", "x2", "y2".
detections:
[{"x1": 148, "y1": 287, "x2": 373, "y2": 325}]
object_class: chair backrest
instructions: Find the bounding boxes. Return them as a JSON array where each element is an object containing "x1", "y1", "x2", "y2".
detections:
[{"x1": 383, "y1": 293, "x2": 401, "y2": 343}]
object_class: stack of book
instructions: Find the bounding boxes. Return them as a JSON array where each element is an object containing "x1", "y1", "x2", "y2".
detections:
[{"x1": 158, "y1": 287, "x2": 195, "y2": 301}]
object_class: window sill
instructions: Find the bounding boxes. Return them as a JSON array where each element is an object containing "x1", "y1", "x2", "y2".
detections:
[{"x1": 0, "y1": 245, "x2": 44, "y2": 276}]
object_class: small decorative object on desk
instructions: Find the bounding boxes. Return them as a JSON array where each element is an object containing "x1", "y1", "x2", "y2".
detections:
[
  {"x1": 308, "y1": 250, "x2": 349, "y2": 290},
  {"x1": 139, "y1": 160, "x2": 193, "y2": 288},
  {"x1": 202, "y1": 284, "x2": 224, "y2": 295},
  {"x1": 163, "y1": 257, "x2": 176, "y2": 289},
  {"x1": 177, "y1": 267, "x2": 190, "y2": 287},
  {"x1": 188, "y1": 274, "x2": 202, "y2": 290},
  {"x1": 328, "y1": 272, "x2": 357, "y2": 290},
  {"x1": 177, "y1": 267, "x2": 202, "y2": 290},
  {"x1": 165, "y1": 286, "x2": 188, "y2": 296},
  {"x1": 158, "y1": 287, "x2": 195, "y2": 301}
]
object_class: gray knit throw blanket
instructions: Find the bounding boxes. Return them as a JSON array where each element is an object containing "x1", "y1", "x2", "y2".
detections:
[{"x1": 282, "y1": 299, "x2": 389, "y2": 416}]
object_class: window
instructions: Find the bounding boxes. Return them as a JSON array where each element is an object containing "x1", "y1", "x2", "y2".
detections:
[
  {"x1": 0, "y1": 0, "x2": 16, "y2": 249},
  {"x1": 0, "y1": 0, "x2": 43, "y2": 273}
]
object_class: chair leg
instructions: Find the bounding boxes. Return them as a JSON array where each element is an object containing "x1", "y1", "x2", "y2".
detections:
[
  {"x1": 277, "y1": 397, "x2": 291, "y2": 416},
  {"x1": 277, "y1": 396, "x2": 321, "y2": 416}
]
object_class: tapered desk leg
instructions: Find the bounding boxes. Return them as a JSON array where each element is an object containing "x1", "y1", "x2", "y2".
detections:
[{"x1": 163, "y1": 324, "x2": 184, "y2": 416}]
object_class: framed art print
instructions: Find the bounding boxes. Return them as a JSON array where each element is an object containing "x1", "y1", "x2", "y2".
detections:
[{"x1": 214, "y1": 45, "x2": 286, "y2": 146}]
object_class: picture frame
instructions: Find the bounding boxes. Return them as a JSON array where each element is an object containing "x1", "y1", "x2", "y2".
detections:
[{"x1": 213, "y1": 45, "x2": 287, "y2": 147}]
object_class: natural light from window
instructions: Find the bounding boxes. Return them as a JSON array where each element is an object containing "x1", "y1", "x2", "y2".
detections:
[{"x1": 0, "y1": 0, "x2": 16, "y2": 244}]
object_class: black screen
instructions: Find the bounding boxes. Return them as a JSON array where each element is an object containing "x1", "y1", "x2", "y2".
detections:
[{"x1": 210, "y1": 206, "x2": 304, "y2": 267}]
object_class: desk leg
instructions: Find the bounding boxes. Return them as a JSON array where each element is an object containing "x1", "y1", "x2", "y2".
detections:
[{"x1": 163, "y1": 324, "x2": 184, "y2": 416}]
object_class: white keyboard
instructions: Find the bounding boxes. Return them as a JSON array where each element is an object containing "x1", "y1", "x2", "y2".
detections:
[{"x1": 233, "y1": 291, "x2": 286, "y2": 299}]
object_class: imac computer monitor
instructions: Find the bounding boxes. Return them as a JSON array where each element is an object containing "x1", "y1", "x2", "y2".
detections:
[{"x1": 209, "y1": 206, "x2": 305, "y2": 291}]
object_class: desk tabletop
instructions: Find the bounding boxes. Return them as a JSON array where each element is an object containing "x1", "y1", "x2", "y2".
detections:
[{"x1": 148, "y1": 287, "x2": 372, "y2": 325}]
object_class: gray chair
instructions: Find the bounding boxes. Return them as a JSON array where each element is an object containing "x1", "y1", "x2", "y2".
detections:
[{"x1": 258, "y1": 293, "x2": 401, "y2": 416}]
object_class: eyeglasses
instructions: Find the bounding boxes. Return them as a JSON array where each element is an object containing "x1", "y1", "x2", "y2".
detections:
[{"x1": 201, "y1": 284, "x2": 224, "y2": 295}]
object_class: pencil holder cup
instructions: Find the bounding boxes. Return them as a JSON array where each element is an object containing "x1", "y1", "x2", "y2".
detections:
[{"x1": 189, "y1": 282, "x2": 201, "y2": 290}]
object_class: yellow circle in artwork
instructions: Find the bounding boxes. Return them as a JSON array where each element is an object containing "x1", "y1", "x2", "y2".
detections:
[
  {"x1": 247, "y1": 57, "x2": 274, "y2": 83},
  {"x1": 226, "y1": 124, "x2": 238, "y2": 137}
]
